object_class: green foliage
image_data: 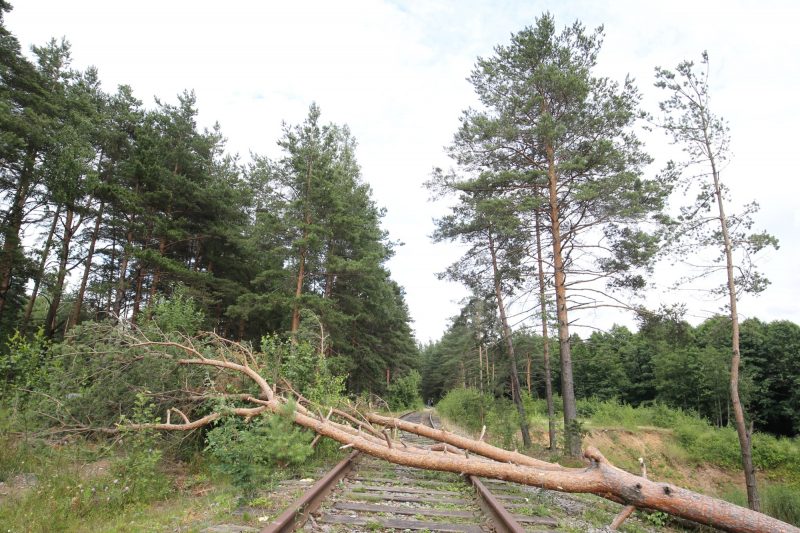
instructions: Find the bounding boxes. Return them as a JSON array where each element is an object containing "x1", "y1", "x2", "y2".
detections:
[
  {"x1": 387, "y1": 369, "x2": 422, "y2": 410},
  {"x1": 115, "y1": 392, "x2": 171, "y2": 504},
  {"x1": 436, "y1": 388, "x2": 525, "y2": 448},
  {"x1": 147, "y1": 284, "x2": 206, "y2": 335},
  {"x1": 205, "y1": 401, "x2": 313, "y2": 497},
  {"x1": 0, "y1": 327, "x2": 50, "y2": 395},
  {"x1": 643, "y1": 510, "x2": 670, "y2": 527},
  {"x1": 260, "y1": 334, "x2": 346, "y2": 406},
  {"x1": 436, "y1": 388, "x2": 488, "y2": 433}
]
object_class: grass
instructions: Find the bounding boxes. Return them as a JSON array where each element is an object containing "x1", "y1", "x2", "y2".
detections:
[
  {"x1": 721, "y1": 484, "x2": 800, "y2": 526},
  {"x1": 436, "y1": 389, "x2": 800, "y2": 527}
]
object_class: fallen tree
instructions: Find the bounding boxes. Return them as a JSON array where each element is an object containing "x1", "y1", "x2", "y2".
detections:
[{"x1": 111, "y1": 331, "x2": 796, "y2": 533}]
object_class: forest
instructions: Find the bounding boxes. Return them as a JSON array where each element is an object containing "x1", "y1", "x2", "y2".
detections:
[
  {"x1": 1, "y1": 1, "x2": 799, "y2": 530},
  {"x1": 0, "y1": 1, "x2": 418, "y2": 395}
]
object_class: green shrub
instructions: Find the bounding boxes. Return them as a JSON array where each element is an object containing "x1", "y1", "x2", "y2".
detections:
[
  {"x1": 486, "y1": 399, "x2": 520, "y2": 449},
  {"x1": 147, "y1": 284, "x2": 206, "y2": 335},
  {"x1": 205, "y1": 401, "x2": 313, "y2": 497},
  {"x1": 114, "y1": 392, "x2": 171, "y2": 504},
  {"x1": 260, "y1": 334, "x2": 346, "y2": 407},
  {"x1": 436, "y1": 388, "x2": 487, "y2": 433},
  {"x1": 388, "y1": 370, "x2": 422, "y2": 410},
  {"x1": 0, "y1": 328, "x2": 50, "y2": 396}
]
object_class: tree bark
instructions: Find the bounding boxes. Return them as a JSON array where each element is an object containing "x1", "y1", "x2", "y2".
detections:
[
  {"x1": 487, "y1": 229, "x2": 532, "y2": 448},
  {"x1": 0, "y1": 148, "x2": 36, "y2": 321},
  {"x1": 112, "y1": 225, "x2": 134, "y2": 319},
  {"x1": 291, "y1": 157, "x2": 315, "y2": 335},
  {"x1": 546, "y1": 141, "x2": 580, "y2": 457},
  {"x1": 535, "y1": 208, "x2": 557, "y2": 450},
  {"x1": 44, "y1": 207, "x2": 77, "y2": 338},
  {"x1": 713, "y1": 163, "x2": 760, "y2": 511},
  {"x1": 67, "y1": 201, "x2": 104, "y2": 330},
  {"x1": 22, "y1": 205, "x2": 61, "y2": 329},
  {"x1": 121, "y1": 335, "x2": 798, "y2": 533}
]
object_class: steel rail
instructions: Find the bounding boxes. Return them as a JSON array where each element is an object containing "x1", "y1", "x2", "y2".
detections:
[
  {"x1": 260, "y1": 450, "x2": 360, "y2": 533},
  {"x1": 425, "y1": 409, "x2": 526, "y2": 533},
  {"x1": 260, "y1": 410, "x2": 416, "y2": 533}
]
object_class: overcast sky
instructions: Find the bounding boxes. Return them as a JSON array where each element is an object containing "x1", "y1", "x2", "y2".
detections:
[{"x1": 7, "y1": 0, "x2": 799, "y2": 342}]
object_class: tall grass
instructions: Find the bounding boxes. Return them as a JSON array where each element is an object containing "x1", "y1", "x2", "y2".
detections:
[{"x1": 722, "y1": 484, "x2": 800, "y2": 526}]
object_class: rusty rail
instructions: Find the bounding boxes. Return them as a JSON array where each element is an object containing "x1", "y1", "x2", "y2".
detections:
[
  {"x1": 263, "y1": 409, "x2": 528, "y2": 532},
  {"x1": 424, "y1": 410, "x2": 526, "y2": 533},
  {"x1": 469, "y1": 475, "x2": 526, "y2": 533},
  {"x1": 260, "y1": 450, "x2": 360, "y2": 533}
]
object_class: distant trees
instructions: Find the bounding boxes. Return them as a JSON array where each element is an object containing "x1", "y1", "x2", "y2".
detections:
[
  {"x1": 0, "y1": 11, "x2": 416, "y2": 397},
  {"x1": 425, "y1": 302, "x2": 800, "y2": 439}
]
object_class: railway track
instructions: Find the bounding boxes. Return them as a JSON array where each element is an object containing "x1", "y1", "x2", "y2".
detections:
[{"x1": 263, "y1": 411, "x2": 569, "y2": 533}]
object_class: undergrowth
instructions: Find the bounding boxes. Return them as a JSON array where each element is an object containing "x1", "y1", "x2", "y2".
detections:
[{"x1": 436, "y1": 389, "x2": 800, "y2": 525}]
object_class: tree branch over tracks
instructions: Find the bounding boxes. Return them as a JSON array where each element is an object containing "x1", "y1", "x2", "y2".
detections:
[{"x1": 114, "y1": 331, "x2": 796, "y2": 533}]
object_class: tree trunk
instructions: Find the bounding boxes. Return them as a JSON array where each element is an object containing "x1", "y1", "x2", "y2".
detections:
[
  {"x1": 131, "y1": 262, "x2": 145, "y2": 324},
  {"x1": 291, "y1": 156, "x2": 316, "y2": 335},
  {"x1": 112, "y1": 225, "x2": 134, "y2": 319},
  {"x1": 0, "y1": 149, "x2": 35, "y2": 320},
  {"x1": 44, "y1": 207, "x2": 75, "y2": 338},
  {"x1": 67, "y1": 201, "x2": 104, "y2": 330},
  {"x1": 546, "y1": 141, "x2": 580, "y2": 457},
  {"x1": 487, "y1": 229, "x2": 532, "y2": 448},
  {"x1": 535, "y1": 208, "x2": 557, "y2": 450},
  {"x1": 125, "y1": 338, "x2": 799, "y2": 533},
  {"x1": 290, "y1": 243, "x2": 307, "y2": 334},
  {"x1": 713, "y1": 165, "x2": 760, "y2": 511},
  {"x1": 148, "y1": 233, "x2": 167, "y2": 309},
  {"x1": 478, "y1": 345, "x2": 484, "y2": 394},
  {"x1": 22, "y1": 205, "x2": 61, "y2": 329}
]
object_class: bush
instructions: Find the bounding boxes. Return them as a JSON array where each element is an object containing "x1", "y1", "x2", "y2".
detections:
[
  {"x1": 437, "y1": 388, "x2": 525, "y2": 447},
  {"x1": 0, "y1": 328, "x2": 50, "y2": 396},
  {"x1": 260, "y1": 334, "x2": 346, "y2": 407},
  {"x1": 205, "y1": 401, "x2": 313, "y2": 497},
  {"x1": 436, "y1": 388, "x2": 487, "y2": 433},
  {"x1": 387, "y1": 370, "x2": 422, "y2": 410},
  {"x1": 114, "y1": 392, "x2": 171, "y2": 504}
]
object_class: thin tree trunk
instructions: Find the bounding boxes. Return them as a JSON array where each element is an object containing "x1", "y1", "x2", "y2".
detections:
[
  {"x1": 148, "y1": 233, "x2": 167, "y2": 308},
  {"x1": 44, "y1": 208, "x2": 75, "y2": 338},
  {"x1": 546, "y1": 141, "x2": 580, "y2": 457},
  {"x1": 478, "y1": 345, "x2": 484, "y2": 394},
  {"x1": 290, "y1": 244, "x2": 307, "y2": 334},
  {"x1": 526, "y1": 353, "x2": 532, "y2": 394},
  {"x1": 106, "y1": 231, "x2": 116, "y2": 315},
  {"x1": 487, "y1": 229, "x2": 532, "y2": 448},
  {"x1": 67, "y1": 201, "x2": 104, "y2": 330},
  {"x1": 535, "y1": 208, "x2": 557, "y2": 450},
  {"x1": 22, "y1": 205, "x2": 61, "y2": 328},
  {"x1": 713, "y1": 163, "x2": 760, "y2": 511},
  {"x1": 131, "y1": 263, "x2": 145, "y2": 323},
  {"x1": 112, "y1": 225, "x2": 134, "y2": 318},
  {"x1": 291, "y1": 158, "x2": 314, "y2": 335}
]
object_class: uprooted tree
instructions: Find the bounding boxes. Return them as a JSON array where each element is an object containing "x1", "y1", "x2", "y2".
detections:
[{"x1": 80, "y1": 329, "x2": 795, "y2": 533}]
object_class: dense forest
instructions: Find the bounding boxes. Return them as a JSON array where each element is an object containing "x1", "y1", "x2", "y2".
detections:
[
  {"x1": 0, "y1": 1, "x2": 417, "y2": 395},
  {"x1": 422, "y1": 299, "x2": 800, "y2": 438}
]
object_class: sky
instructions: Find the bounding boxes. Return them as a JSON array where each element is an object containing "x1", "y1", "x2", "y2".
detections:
[{"x1": 6, "y1": 0, "x2": 800, "y2": 342}]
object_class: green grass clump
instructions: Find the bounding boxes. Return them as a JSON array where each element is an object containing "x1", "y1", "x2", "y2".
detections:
[{"x1": 722, "y1": 484, "x2": 800, "y2": 526}]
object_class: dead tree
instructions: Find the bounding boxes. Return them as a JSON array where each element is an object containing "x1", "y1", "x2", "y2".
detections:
[{"x1": 118, "y1": 332, "x2": 796, "y2": 533}]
